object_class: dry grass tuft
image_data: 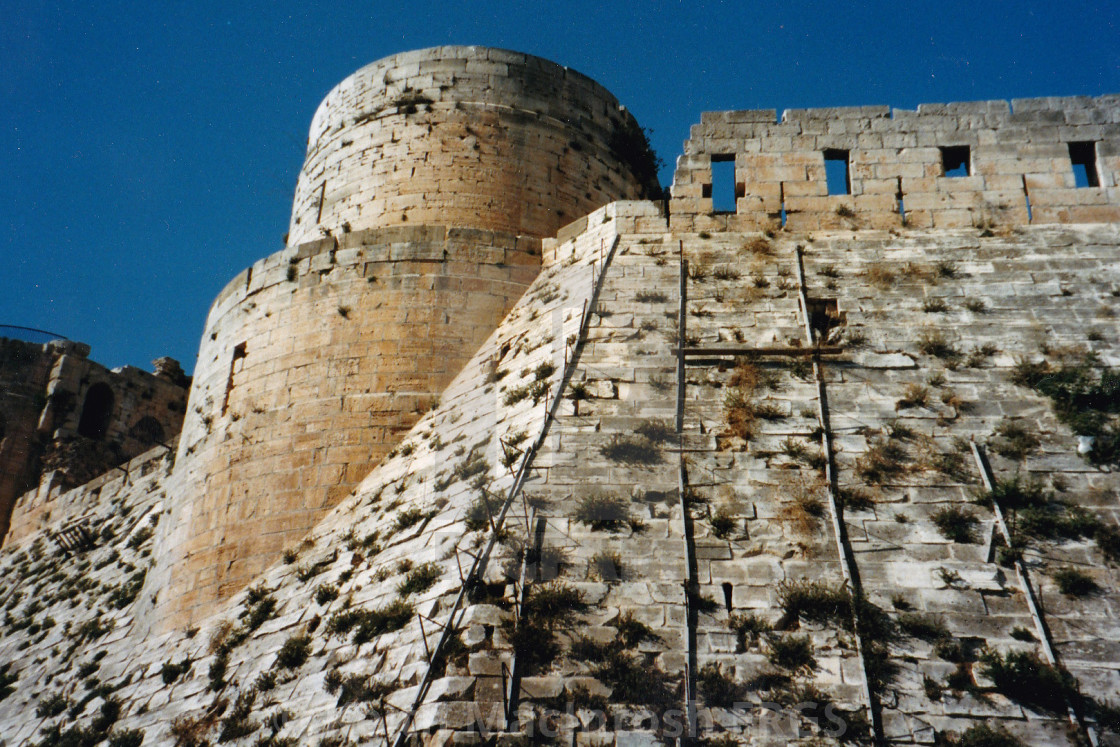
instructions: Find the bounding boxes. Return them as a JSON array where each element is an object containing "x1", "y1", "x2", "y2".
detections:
[
  {"x1": 723, "y1": 360, "x2": 774, "y2": 441},
  {"x1": 896, "y1": 383, "x2": 931, "y2": 410},
  {"x1": 724, "y1": 389, "x2": 755, "y2": 440},
  {"x1": 781, "y1": 477, "x2": 828, "y2": 537},
  {"x1": 855, "y1": 436, "x2": 911, "y2": 484},
  {"x1": 744, "y1": 237, "x2": 773, "y2": 255},
  {"x1": 862, "y1": 266, "x2": 895, "y2": 289}
]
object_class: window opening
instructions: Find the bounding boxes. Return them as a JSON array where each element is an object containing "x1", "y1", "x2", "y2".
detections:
[
  {"x1": 940, "y1": 146, "x2": 971, "y2": 177},
  {"x1": 710, "y1": 154, "x2": 737, "y2": 213},
  {"x1": 1069, "y1": 142, "x2": 1100, "y2": 188},
  {"x1": 129, "y1": 416, "x2": 165, "y2": 443},
  {"x1": 780, "y1": 182, "x2": 787, "y2": 228},
  {"x1": 1022, "y1": 175, "x2": 1033, "y2": 223},
  {"x1": 222, "y1": 342, "x2": 248, "y2": 416},
  {"x1": 722, "y1": 582, "x2": 734, "y2": 612},
  {"x1": 823, "y1": 149, "x2": 851, "y2": 195},
  {"x1": 806, "y1": 298, "x2": 843, "y2": 343},
  {"x1": 77, "y1": 383, "x2": 115, "y2": 440},
  {"x1": 896, "y1": 177, "x2": 906, "y2": 224}
]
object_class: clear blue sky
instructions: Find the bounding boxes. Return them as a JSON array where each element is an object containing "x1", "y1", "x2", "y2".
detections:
[{"x1": 4, "y1": 1, "x2": 1118, "y2": 374}]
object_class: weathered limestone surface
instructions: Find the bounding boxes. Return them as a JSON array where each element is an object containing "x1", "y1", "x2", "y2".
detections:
[
  {"x1": 673, "y1": 224, "x2": 1120, "y2": 744},
  {"x1": 3, "y1": 48, "x2": 1120, "y2": 747},
  {"x1": 287, "y1": 47, "x2": 660, "y2": 245},
  {"x1": 673, "y1": 96, "x2": 1120, "y2": 232},
  {"x1": 152, "y1": 47, "x2": 658, "y2": 630},
  {"x1": 0, "y1": 203, "x2": 645, "y2": 747},
  {"x1": 4, "y1": 206, "x2": 1118, "y2": 746}
]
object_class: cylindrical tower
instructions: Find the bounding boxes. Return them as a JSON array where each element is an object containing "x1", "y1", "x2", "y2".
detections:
[
  {"x1": 287, "y1": 46, "x2": 661, "y2": 245},
  {"x1": 149, "y1": 46, "x2": 659, "y2": 629}
]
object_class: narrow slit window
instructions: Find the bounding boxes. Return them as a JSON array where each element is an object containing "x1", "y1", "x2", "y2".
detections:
[
  {"x1": 940, "y1": 146, "x2": 971, "y2": 177},
  {"x1": 315, "y1": 181, "x2": 326, "y2": 223},
  {"x1": 823, "y1": 149, "x2": 850, "y2": 195},
  {"x1": 780, "y1": 181, "x2": 787, "y2": 227},
  {"x1": 710, "y1": 155, "x2": 737, "y2": 213},
  {"x1": 1069, "y1": 142, "x2": 1100, "y2": 188},
  {"x1": 896, "y1": 177, "x2": 907, "y2": 224},
  {"x1": 222, "y1": 342, "x2": 248, "y2": 415}
]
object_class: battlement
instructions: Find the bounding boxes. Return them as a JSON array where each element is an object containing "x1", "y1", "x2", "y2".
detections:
[{"x1": 672, "y1": 95, "x2": 1120, "y2": 231}]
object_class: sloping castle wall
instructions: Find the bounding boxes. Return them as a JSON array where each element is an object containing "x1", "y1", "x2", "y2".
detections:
[{"x1": 150, "y1": 47, "x2": 659, "y2": 630}]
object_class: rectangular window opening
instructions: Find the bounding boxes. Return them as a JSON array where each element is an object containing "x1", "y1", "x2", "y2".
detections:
[
  {"x1": 940, "y1": 146, "x2": 971, "y2": 177},
  {"x1": 896, "y1": 177, "x2": 907, "y2": 225},
  {"x1": 710, "y1": 155, "x2": 737, "y2": 213},
  {"x1": 780, "y1": 182, "x2": 787, "y2": 228},
  {"x1": 823, "y1": 149, "x2": 851, "y2": 195},
  {"x1": 1069, "y1": 141, "x2": 1100, "y2": 188},
  {"x1": 807, "y1": 297, "x2": 842, "y2": 342}
]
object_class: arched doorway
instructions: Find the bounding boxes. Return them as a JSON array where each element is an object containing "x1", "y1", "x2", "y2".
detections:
[{"x1": 77, "y1": 383, "x2": 115, "y2": 440}]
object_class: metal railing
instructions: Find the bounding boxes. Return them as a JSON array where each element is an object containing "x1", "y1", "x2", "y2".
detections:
[{"x1": 0, "y1": 325, "x2": 68, "y2": 344}]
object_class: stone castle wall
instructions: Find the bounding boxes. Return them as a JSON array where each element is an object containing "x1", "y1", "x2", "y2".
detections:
[
  {"x1": 152, "y1": 47, "x2": 658, "y2": 629},
  {"x1": 672, "y1": 95, "x2": 1120, "y2": 232},
  {"x1": 3, "y1": 208, "x2": 1119, "y2": 747},
  {"x1": 4, "y1": 46, "x2": 1120, "y2": 745},
  {"x1": 151, "y1": 227, "x2": 540, "y2": 627},
  {"x1": 286, "y1": 46, "x2": 661, "y2": 245},
  {"x1": 5, "y1": 443, "x2": 171, "y2": 547},
  {"x1": 0, "y1": 339, "x2": 56, "y2": 538},
  {"x1": 0, "y1": 338, "x2": 186, "y2": 544}
]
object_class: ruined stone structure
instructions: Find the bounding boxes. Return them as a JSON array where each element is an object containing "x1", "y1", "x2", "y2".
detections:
[
  {"x1": 0, "y1": 336, "x2": 187, "y2": 544},
  {"x1": 672, "y1": 98, "x2": 1120, "y2": 232},
  {"x1": 2, "y1": 47, "x2": 1120, "y2": 747}
]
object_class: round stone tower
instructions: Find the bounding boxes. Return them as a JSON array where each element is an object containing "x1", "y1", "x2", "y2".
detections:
[
  {"x1": 286, "y1": 46, "x2": 661, "y2": 244},
  {"x1": 149, "y1": 46, "x2": 660, "y2": 629}
]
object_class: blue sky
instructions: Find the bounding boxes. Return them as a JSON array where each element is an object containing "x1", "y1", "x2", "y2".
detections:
[{"x1": 4, "y1": 1, "x2": 1118, "y2": 373}]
